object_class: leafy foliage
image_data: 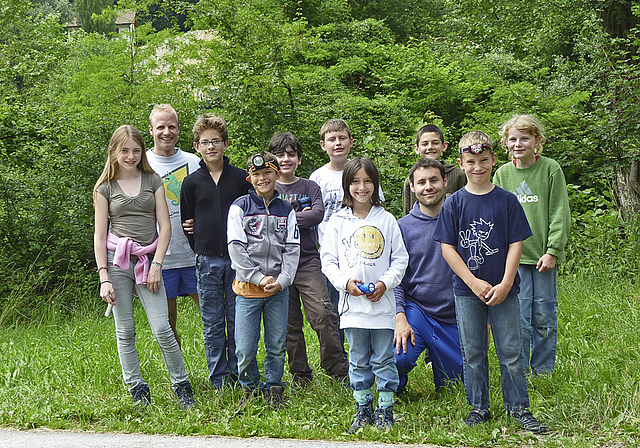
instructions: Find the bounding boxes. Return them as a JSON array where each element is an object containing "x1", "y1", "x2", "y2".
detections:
[{"x1": 2, "y1": 0, "x2": 640, "y2": 322}]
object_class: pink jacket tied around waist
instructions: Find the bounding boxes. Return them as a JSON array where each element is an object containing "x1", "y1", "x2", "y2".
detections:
[{"x1": 107, "y1": 232, "x2": 158, "y2": 285}]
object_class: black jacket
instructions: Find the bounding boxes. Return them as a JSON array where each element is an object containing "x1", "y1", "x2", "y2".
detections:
[{"x1": 180, "y1": 157, "x2": 251, "y2": 257}]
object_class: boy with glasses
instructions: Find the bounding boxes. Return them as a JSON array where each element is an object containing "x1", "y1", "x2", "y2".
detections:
[{"x1": 180, "y1": 113, "x2": 251, "y2": 391}]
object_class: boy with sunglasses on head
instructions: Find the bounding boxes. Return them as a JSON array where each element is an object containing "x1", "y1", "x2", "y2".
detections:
[
  {"x1": 180, "y1": 114, "x2": 251, "y2": 392},
  {"x1": 432, "y1": 131, "x2": 546, "y2": 433}
]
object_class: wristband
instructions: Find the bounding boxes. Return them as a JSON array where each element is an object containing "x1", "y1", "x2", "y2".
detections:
[
  {"x1": 151, "y1": 261, "x2": 163, "y2": 268},
  {"x1": 97, "y1": 266, "x2": 108, "y2": 273},
  {"x1": 100, "y1": 280, "x2": 112, "y2": 286}
]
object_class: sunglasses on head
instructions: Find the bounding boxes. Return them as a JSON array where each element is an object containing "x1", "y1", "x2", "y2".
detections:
[{"x1": 459, "y1": 143, "x2": 492, "y2": 155}]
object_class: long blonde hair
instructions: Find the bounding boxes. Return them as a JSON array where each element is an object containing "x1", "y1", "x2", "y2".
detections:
[{"x1": 92, "y1": 125, "x2": 153, "y2": 203}]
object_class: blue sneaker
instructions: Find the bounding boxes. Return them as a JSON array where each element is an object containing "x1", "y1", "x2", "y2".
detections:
[
  {"x1": 131, "y1": 384, "x2": 151, "y2": 408},
  {"x1": 375, "y1": 405, "x2": 394, "y2": 431},
  {"x1": 174, "y1": 380, "x2": 196, "y2": 410},
  {"x1": 508, "y1": 409, "x2": 547, "y2": 433},
  {"x1": 348, "y1": 401, "x2": 374, "y2": 433}
]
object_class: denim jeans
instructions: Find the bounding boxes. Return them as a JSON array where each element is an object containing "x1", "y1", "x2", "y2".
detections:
[
  {"x1": 345, "y1": 328, "x2": 398, "y2": 393},
  {"x1": 108, "y1": 251, "x2": 189, "y2": 391},
  {"x1": 235, "y1": 288, "x2": 289, "y2": 391},
  {"x1": 395, "y1": 301, "x2": 463, "y2": 391},
  {"x1": 287, "y1": 258, "x2": 348, "y2": 379},
  {"x1": 454, "y1": 294, "x2": 530, "y2": 412},
  {"x1": 196, "y1": 254, "x2": 237, "y2": 388},
  {"x1": 518, "y1": 265, "x2": 558, "y2": 375}
]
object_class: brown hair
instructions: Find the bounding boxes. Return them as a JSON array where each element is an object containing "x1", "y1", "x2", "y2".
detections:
[
  {"x1": 341, "y1": 157, "x2": 383, "y2": 208},
  {"x1": 192, "y1": 113, "x2": 229, "y2": 142},
  {"x1": 320, "y1": 118, "x2": 352, "y2": 141}
]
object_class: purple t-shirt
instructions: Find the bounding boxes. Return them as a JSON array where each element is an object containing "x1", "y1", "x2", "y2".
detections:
[
  {"x1": 432, "y1": 186, "x2": 532, "y2": 297},
  {"x1": 276, "y1": 178, "x2": 324, "y2": 268}
]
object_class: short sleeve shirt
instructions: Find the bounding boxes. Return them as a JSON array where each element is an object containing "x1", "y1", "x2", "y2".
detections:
[
  {"x1": 432, "y1": 186, "x2": 532, "y2": 296},
  {"x1": 96, "y1": 171, "x2": 163, "y2": 246}
]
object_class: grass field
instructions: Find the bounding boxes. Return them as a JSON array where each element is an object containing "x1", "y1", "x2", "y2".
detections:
[{"x1": 0, "y1": 272, "x2": 638, "y2": 447}]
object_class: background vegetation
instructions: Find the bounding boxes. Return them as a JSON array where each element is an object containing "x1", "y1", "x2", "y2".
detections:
[{"x1": 1, "y1": 0, "x2": 640, "y2": 445}]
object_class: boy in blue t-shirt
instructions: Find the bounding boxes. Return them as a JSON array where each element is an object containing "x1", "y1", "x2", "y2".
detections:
[{"x1": 432, "y1": 131, "x2": 546, "y2": 433}]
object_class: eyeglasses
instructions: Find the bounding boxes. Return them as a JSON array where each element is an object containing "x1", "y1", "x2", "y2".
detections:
[
  {"x1": 197, "y1": 139, "x2": 225, "y2": 148},
  {"x1": 459, "y1": 143, "x2": 492, "y2": 155}
]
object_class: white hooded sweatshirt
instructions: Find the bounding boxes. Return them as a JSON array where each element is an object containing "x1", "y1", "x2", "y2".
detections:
[{"x1": 320, "y1": 205, "x2": 408, "y2": 330}]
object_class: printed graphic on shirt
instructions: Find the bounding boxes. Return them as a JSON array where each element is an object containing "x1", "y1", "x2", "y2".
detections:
[
  {"x1": 459, "y1": 218, "x2": 499, "y2": 271},
  {"x1": 514, "y1": 180, "x2": 539, "y2": 204},
  {"x1": 323, "y1": 189, "x2": 342, "y2": 221},
  {"x1": 161, "y1": 163, "x2": 189, "y2": 206},
  {"x1": 248, "y1": 217, "x2": 262, "y2": 235},
  {"x1": 342, "y1": 225, "x2": 385, "y2": 268},
  {"x1": 276, "y1": 217, "x2": 287, "y2": 233}
]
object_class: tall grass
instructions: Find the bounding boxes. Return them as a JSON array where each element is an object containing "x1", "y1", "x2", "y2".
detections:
[{"x1": 0, "y1": 270, "x2": 639, "y2": 447}]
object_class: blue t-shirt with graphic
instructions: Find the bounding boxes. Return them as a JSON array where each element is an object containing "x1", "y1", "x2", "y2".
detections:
[{"x1": 432, "y1": 186, "x2": 532, "y2": 297}]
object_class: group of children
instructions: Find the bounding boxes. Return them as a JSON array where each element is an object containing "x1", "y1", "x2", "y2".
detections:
[{"x1": 94, "y1": 109, "x2": 569, "y2": 435}]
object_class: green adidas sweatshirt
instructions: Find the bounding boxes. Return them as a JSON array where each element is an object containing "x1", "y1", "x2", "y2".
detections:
[{"x1": 493, "y1": 156, "x2": 571, "y2": 264}]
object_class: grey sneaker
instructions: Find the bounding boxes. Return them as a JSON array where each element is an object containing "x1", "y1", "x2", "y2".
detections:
[
  {"x1": 508, "y1": 409, "x2": 547, "y2": 433},
  {"x1": 174, "y1": 380, "x2": 196, "y2": 410},
  {"x1": 268, "y1": 385, "x2": 287, "y2": 410},
  {"x1": 348, "y1": 401, "x2": 374, "y2": 433},
  {"x1": 131, "y1": 384, "x2": 151, "y2": 408},
  {"x1": 374, "y1": 405, "x2": 394, "y2": 431}
]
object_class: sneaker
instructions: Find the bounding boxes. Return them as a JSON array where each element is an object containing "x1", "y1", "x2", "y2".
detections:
[
  {"x1": 292, "y1": 374, "x2": 313, "y2": 389},
  {"x1": 238, "y1": 388, "x2": 254, "y2": 409},
  {"x1": 509, "y1": 409, "x2": 547, "y2": 433},
  {"x1": 174, "y1": 380, "x2": 196, "y2": 410},
  {"x1": 268, "y1": 385, "x2": 287, "y2": 410},
  {"x1": 131, "y1": 384, "x2": 151, "y2": 408},
  {"x1": 374, "y1": 406, "x2": 394, "y2": 431},
  {"x1": 464, "y1": 408, "x2": 491, "y2": 425},
  {"x1": 348, "y1": 401, "x2": 374, "y2": 434}
]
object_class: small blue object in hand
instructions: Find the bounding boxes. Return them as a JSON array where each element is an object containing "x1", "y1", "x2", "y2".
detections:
[{"x1": 358, "y1": 282, "x2": 375, "y2": 294}]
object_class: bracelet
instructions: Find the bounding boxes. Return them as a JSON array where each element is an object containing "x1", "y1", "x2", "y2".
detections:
[
  {"x1": 97, "y1": 266, "x2": 108, "y2": 273},
  {"x1": 100, "y1": 280, "x2": 112, "y2": 285},
  {"x1": 151, "y1": 261, "x2": 163, "y2": 268}
]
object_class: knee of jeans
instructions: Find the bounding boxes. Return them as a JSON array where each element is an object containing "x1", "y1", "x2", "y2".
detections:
[{"x1": 115, "y1": 326, "x2": 136, "y2": 342}]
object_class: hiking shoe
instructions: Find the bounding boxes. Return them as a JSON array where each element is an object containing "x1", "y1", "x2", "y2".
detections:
[
  {"x1": 238, "y1": 388, "x2": 254, "y2": 409},
  {"x1": 268, "y1": 385, "x2": 287, "y2": 410},
  {"x1": 292, "y1": 374, "x2": 313, "y2": 389},
  {"x1": 131, "y1": 384, "x2": 151, "y2": 408},
  {"x1": 464, "y1": 408, "x2": 491, "y2": 425},
  {"x1": 374, "y1": 405, "x2": 394, "y2": 431},
  {"x1": 174, "y1": 380, "x2": 196, "y2": 410},
  {"x1": 348, "y1": 401, "x2": 374, "y2": 433},
  {"x1": 509, "y1": 409, "x2": 547, "y2": 433}
]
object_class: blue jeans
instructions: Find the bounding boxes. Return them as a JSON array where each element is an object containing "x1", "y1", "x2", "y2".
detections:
[
  {"x1": 454, "y1": 294, "x2": 530, "y2": 412},
  {"x1": 235, "y1": 288, "x2": 289, "y2": 391},
  {"x1": 345, "y1": 328, "x2": 398, "y2": 393},
  {"x1": 518, "y1": 265, "x2": 558, "y2": 375},
  {"x1": 107, "y1": 251, "x2": 189, "y2": 391},
  {"x1": 196, "y1": 254, "x2": 237, "y2": 388},
  {"x1": 395, "y1": 301, "x2": 463, "y2": 391}
]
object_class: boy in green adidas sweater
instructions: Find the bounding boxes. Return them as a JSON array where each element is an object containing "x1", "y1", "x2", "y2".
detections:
[{"x1": 493, "y1": 115, "x2": 571, "y2": 375}]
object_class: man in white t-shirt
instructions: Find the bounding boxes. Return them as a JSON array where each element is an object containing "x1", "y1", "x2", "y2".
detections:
[{"x1": 146, "y1": 104, "x2": 201, "y2": 347}]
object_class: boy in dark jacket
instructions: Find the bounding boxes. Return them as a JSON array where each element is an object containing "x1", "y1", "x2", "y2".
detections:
[{"x1": 180, "y1": 114, "x2": 251, "y2": 391}]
